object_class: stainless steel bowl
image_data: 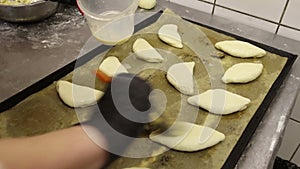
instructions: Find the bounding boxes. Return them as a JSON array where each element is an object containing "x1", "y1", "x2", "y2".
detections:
[{"x1": 0, "y1": 0, "x2": 59, "y2": 22}]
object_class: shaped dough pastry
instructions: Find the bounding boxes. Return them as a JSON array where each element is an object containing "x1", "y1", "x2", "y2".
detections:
[
  {"x1": 222, "y1": 63, "x2": 263, "y2": 83},
  {"x1": 166, "y1": 62, "x2": 195, "y2": 95},
  {"x1": 187, "y1": 89, "x2": 250, "y2": 115},
  {"x1": 138, "y1": 0, "x2": 156, "y2": 9},
  {"x1": 98, "y1": 56, "x2": 128, "y2": 77},
  {"x1": 123, "y1": 168, "x2": 150, "y2": 169},
  {"x1": 158, "y1": 24, "x2": 183, "y2": 48},
  {"x1": 149, "y1": 122, "x2": 225, "y2": 152},
  {"x1": 215, "y1": 40, "x2": 266, "y2": 58},
  {"x1": 56, "y1": 80, "x2": 104, "y2": 108},
  {"x1": 133, "y1": 38, "x2": 164, "y2": 63}
]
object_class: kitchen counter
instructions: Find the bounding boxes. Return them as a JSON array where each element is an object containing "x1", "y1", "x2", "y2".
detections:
[
  {"x1": 0, "y1": 5, "x2": 89, "y2": 104},
  {"x1": 0, "y1": 1, "x2": 299, "y2": 169}
]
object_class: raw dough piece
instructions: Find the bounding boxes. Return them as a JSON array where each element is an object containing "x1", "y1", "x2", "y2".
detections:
[
  {"x1": 149, "y1": 122, "x2": 225, "y2": 152},
  {"x1": 98, "y1": 56, "x2": 128, "y2": 77},
  {"x1": 215, "y1": 40, "x2": 266, "y2": 58},
  {"x1": 138, "y1": 0, "x2": 156, "y2": 9},
  {"x1": 166, "y1": 62, "x2": 195, "y2": 95},
  {"x1": 123, "y1": 168, "x2": 150, "y2": 169},
  {"x1": 56, "y1": 80, "x2": 104, "y2": 108},
  {"x1": 133, "y1": 38, "x2": 164, "y2": 63},
  {"x1": 187, "y1": 89, "x2": 250, "y2": 115},
  {"x1": 158, "y1": 24, "x2": 183, "y2": 48},
  {"x1": 222, "y1": 63, "x2": 263, "y2": 83}
]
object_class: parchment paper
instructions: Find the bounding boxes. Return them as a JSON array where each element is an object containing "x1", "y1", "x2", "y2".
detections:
[{"x1": 0, "y1": 9, "x2": 287, "y2": 169}]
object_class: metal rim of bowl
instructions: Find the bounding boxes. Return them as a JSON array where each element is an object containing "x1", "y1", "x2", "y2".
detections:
[
  {"x1": 0, "y1": 0, "x2": 59, "y2": 22},
  {"x1": 0, "y1": 0, "x2": 48, "y2": 7}
]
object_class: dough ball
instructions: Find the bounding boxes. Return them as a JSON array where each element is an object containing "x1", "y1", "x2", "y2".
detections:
[
  {"x1": 138, "y1": 0, "x2": 156, "y2": 10},
  {"x1": 123, "y1": 168, "x2": 150, "y2": 169}
]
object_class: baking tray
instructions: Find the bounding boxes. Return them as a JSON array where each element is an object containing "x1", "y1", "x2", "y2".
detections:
[
  {"x1": 185, "y1": 16, "x2": 298, "y2": 169},
  {"x1": 0, "y1": 10, "x2": 297, "y2": 169}
]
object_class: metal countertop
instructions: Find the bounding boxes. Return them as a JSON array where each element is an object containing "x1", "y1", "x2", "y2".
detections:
[{"x1": 0, "y1": 1, "x2": 299, "y2": 168}]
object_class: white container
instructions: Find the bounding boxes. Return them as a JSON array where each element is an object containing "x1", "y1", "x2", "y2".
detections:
[{"x1": 77, "y1": 0, "x2": 138, "y2": 45}]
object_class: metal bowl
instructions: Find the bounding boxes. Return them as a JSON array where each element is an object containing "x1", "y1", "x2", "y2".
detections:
[{"x1": 0, "y1": 0, "x2": 59, "y2": 22}]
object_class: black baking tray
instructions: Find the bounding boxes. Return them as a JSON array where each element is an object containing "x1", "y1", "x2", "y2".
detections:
[
  {"x1": 185, "y1": 16, "x2": 297, "y2": 169},
  {"x1": 0, "y1": 10, "x2": 297, "y2": 169}
]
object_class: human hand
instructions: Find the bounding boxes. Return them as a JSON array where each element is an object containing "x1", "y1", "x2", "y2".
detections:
[{"x1": 86, "y1": 73, "x2": 152, "y2": 156}]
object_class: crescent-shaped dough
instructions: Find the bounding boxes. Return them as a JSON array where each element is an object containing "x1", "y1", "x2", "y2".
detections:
[
  {"x1": 98, "y1": 56, "x2": 128, "y2": 77},
  {"x1": 222, "y1": 63, "x2": 263, "y2": 83},
  {"x1": 56, "y1": 80, "x2": 104, "y2": 108},
  {"x1": 158, "y1": 24, "x2": 183, "y2": 48},
  {"x1": 133, "y1": 38, "x2": 164, "y2": 63},
  {"x1": 187, "y1": 89, "x2": 250, "y2": 115},
  {"x1": 166, "y1": 62, "x2": 195, "y2": 95},
  {"x1": 149, "y1": 122, "x2": 225, "y2": 152},
  {"x1": 215, "y1": 40, "x2": 266, "y2": 58}
]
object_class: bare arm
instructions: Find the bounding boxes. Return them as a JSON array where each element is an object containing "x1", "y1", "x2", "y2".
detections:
[
  {"x1": 0, "y1": 74, "x2": 152, "y2": 169},
  {"x1": 0, "y1": 125, "x2": 108, "y2": 169}
]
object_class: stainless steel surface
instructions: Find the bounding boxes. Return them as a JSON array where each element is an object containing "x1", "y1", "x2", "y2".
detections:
[
  {"x1": 0, "y1": 0, "x2": 58, "y2": 22},
  {"x1": 0, "y1": 5, "x2": 89, "y2": 103},
  {"x1": 236, "y1": 74, "x2": 300, "y2": 169},
  {"x1": 0, "y1": 0, "x2": 299, "y2": 168}
]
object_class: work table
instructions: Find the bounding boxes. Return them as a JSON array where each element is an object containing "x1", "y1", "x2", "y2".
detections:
[{"x1": 0, "y1": 1, "x2": 299, "y2": 169}]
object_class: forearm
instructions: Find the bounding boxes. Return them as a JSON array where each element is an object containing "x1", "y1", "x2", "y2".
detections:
[{"x1": 0, "y1": 125, "x2": 108, "y2": 169}]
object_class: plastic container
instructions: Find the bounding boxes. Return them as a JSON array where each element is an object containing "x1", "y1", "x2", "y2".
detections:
[{"x1": 77, "y1": 0, "x2": 139, "y2": 45}]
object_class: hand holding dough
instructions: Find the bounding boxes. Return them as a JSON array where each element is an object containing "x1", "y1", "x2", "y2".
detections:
[
  {"x1": 150, "y1": 122, "x2": 225, "y2": 152},
  {"x1": 222, "y1": 63, "x2": 263, "y2": 83},
  {"x1": 158, "y1": 24, "x2": 183, "y2": 48},
  {"x1": 166, "y1": 62, "x2": 195, "y2": 95},
  {"x1": 56, "y1": 80, "x2": 104, "y2": 108},
  {"x1": 188, "y1": 89, "x2": 250, "y2": 115},
  {"x1": 98, "y1": 56, "x2": 128, "y2": 77},
  {"x1": 138, "y1": 0, "x2": 156, "y2": 9},
  {"x1": 133, "y1": 38, "x2": 164, "y2": 63},
  {"x1": 215, "y1": 40, "x2": 266, "y2": 58}
]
